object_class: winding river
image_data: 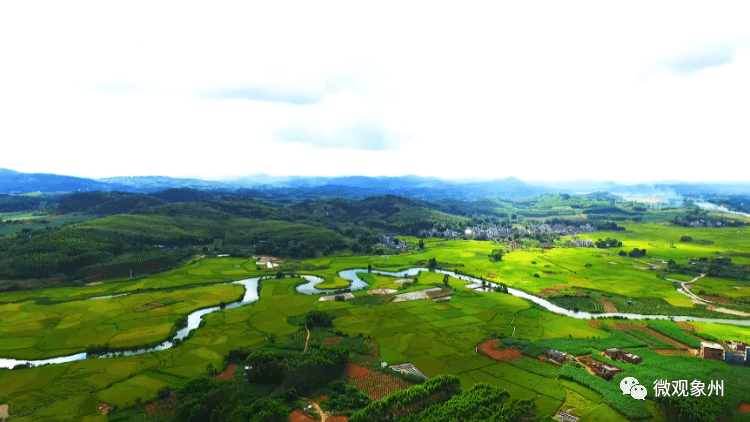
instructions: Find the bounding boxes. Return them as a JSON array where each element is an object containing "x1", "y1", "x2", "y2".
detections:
[{"x1": 1, "y1": 268, "x2": 749, "y2": 369}]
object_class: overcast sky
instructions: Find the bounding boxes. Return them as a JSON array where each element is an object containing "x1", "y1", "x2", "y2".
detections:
[{"x1": 1, "y1": 1, "x2": 748, "y2": 183}]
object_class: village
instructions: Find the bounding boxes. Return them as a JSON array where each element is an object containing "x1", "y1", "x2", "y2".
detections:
[
  {"x1": 544, "y1": 338, "x2": 748, "y2": 382},
  {"x1": 415, "y1": 222, "x2": 597, "y2": 241}
]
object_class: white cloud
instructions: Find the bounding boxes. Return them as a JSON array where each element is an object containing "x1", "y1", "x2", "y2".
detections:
[{"x1": 0, "y1": 1, "x2": 749, "y2": 183}]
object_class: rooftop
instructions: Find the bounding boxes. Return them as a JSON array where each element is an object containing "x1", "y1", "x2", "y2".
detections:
[{"x1": 701, "y1": 342, "x2": 724, "y2": 350}]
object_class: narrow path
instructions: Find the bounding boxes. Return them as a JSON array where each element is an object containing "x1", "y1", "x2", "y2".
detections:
[
  {"x1": 573, "y1": 356, "x2": 598, "y2": 377},
  {"x1": 677, "y1": 274, "x2": 708, "y2": 304},
  {"x1": 306, "y1": 399, "x2": 328, "y2": 422},
  {"x1": 303, "y1": 325, "x2": 310, "y2": 354}
]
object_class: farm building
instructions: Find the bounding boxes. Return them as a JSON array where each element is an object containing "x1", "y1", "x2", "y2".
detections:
[
  {"x1": 545, "y1": 349, "x2": 568, "y2": 364},
  {"x1": 622, "y1": 352, "x2": 642, "y2": 364},
  {"x1": 701, "y1": 342, "x2": 726, "y2": 361},
  {"x1": 588, "y1": 360, "x2": 622, "y2": 378},
  {"x1": 725, "y1": 350, "x2": 747, "y2": 366},
  {"x1": 728, "y1": 341, "x2": 748, "y2": 352},
  {"x1": 604, "y1": 348, "x2": 623, "y2": 360},
  {"x1": 540, "y1": 242, "x2": 554, "y2": 249},
  {"x1": 604, "y1": 348, "x2": 642, "y2": 364}
]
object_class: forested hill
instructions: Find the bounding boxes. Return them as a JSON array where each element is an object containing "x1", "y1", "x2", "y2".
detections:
[{"x1": 4, "y1": 167, "x2": 750, "y2": 201}]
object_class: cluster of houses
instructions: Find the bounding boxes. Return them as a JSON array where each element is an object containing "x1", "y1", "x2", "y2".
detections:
[
  {"x1": 581, "y1": 356, "x2": 623, "y2": 378},
  {"x1": 570, "y1": 239, "x2": 594, "y2": 247},
  {"x1": 378, "y1": 235, "x2": 408, "y2": 250},
  {"x1": 604, "y1": 348, "x2": 642, "y2": 364},
  {"x1": 417, "y1": 227, "x2": 464, "y2": 238},
  {"x1": 528, "y1": 223, "x2": 597, "y2": 235},
  {"x1": 674, "y1": 217, "x2": 726, "y2": 228},
  {"x1": 700, "y1": 341, "x2": 748, "y2": 366},
  {"x1": 544, "y1": 347, "x2": 642, "y2": 379},
  {"x1": 464, "y1": 224, "x2": 526, "y2": 239},
  {"x1": 418, "y1": 223, "x2": 597, "y2": 240}
]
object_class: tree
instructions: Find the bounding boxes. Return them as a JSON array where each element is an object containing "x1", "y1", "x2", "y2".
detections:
[
  {"x1": 276, "y1": 271, "x2": 284, "y2": 279},
  {"x1": 428, "y1": 257, "x2": 437, "y2": 269},
  {"x1": 367, "y1": 264, "x2": 372, "y2": 273},
  {"x1": 230, "y1": 398, "x2": 288, "y2": 422},
  {"x1": 206, "y1": 362, "x2": 217, "y2": 376},
  {"x1": 490, "y1": 249, "x2": 503, "y2": 261},
  {"x1": 246, "y1": 349, "x2": 283, "y2": 384},
  {"x1": 158, "y1": 387, "x2": 172, "y2": 399},
  {"x1": 306, "y1": 310, "x2": 334, "y2": 328},
  {"x1": 418, "y1": 239, "x2": 425, "y2": 249},
  {"x1": 443, "y1": 274, "x2": 450, "y2": 286}
]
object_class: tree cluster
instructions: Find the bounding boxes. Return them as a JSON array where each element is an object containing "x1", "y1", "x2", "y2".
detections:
[
  {"x1": 176, "y1": 377, "x2": 289, "y2": 422},
  {"x1": 594, "y1": 238, "x2": 622, "y2": 248}
]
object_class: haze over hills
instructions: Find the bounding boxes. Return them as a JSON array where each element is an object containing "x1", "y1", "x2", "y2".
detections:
[{"x1": 2, "y1": 168, "x2": 750, "y2": 201}]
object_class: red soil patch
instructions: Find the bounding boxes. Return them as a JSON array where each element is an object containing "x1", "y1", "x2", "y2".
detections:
[
  {"x1": 587, "y1": 320, "x2": 602, "y2": 329},
  {"x1": 535, "y1": 285, "x2": 571, "y2": 297},
  {"x1": 597, "y1": 297, "x2": 617, "y2": 312},
  {"x1": 328, "y1": 417, "x2": 349, "y2": 422},
  {"x1": 322, "y1": 336, "x2": 343, "y2": 345},
  {"x1": 317, "y1": 395, "x2": 328, "y2": 402},
  {"x1": 345, "y1": 363, "x2": 373, "y2": 379},
  {"x1": 477, "y1": 340, "x2": 521, "y2": 362},
  {"x1": 677, "y1": 322, "x2": 701, "y2": 331},
  {"x1": 288, "y1": 410, "x2": 317, "y2": 422},
  {"x1": 144, "y1": 390, "x2": 178, "y2": 418},
  {"x1": 655, "y1": 349, "x2": 697, "y2": 356},
  {"x1": 609, "y1": 322, "x2": 645, "y2": 331},
  {"x1": 702, "y1": 295, "x2": 732, "y2": 304},
  {"x1": 738, "y1": 402, "x2": 750, "y2": 414},
  {"x1": 45, "y1": 215, "x2": 65, "y2": 220},
  {"x1": 97, "y1": 401, "x2": 113, "y2": 415},
  {"x1": 215, "y1": 364, "x2": 238, "y2": 381}
]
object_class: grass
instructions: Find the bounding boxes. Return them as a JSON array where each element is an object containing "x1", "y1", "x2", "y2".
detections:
[
  {"x1": 645, "y1": 321, "x2": 702, "y2": 348},
  {"x1": 623, "y1": 328, "x2": 678, "y2": 349},
  {"x1": 0, "y1": 283, "x2": 244, "y2": 359},
  {"x1": 559, "y1": 386, "x2": 601, "y2": 419},
  {"x1": 690, "y1": 276, "x2": 750, "y2": 300},
  {"x1": 509, "y1": 356, "x2": 561, "y2": 378}
]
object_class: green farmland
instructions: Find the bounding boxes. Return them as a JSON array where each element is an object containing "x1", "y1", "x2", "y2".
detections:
[{"x1": 1, "y1": 222, "x2": 750, "y2": 421}]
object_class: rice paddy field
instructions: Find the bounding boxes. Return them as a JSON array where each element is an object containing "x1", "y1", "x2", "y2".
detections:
[{"x1": 1, "y1": 222, "x2": 750, "y2": 420}]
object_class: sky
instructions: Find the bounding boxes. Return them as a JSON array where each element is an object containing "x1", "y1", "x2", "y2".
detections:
[{"x1": 1, "y1": 1, "x2": 749, "y2": 183}]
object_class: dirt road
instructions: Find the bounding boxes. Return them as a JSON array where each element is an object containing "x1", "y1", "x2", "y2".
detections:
[
  {"x1": 306, "y1": 400, "x2": 328, "y2": 422},
  {"x1": 672, "y1": 274, "x2": 708, "y2": 304}
]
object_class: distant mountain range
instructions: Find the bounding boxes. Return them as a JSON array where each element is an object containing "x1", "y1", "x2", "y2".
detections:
[{"x1": 1, "y1": 168, "x2": 749, "y2": 200}]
